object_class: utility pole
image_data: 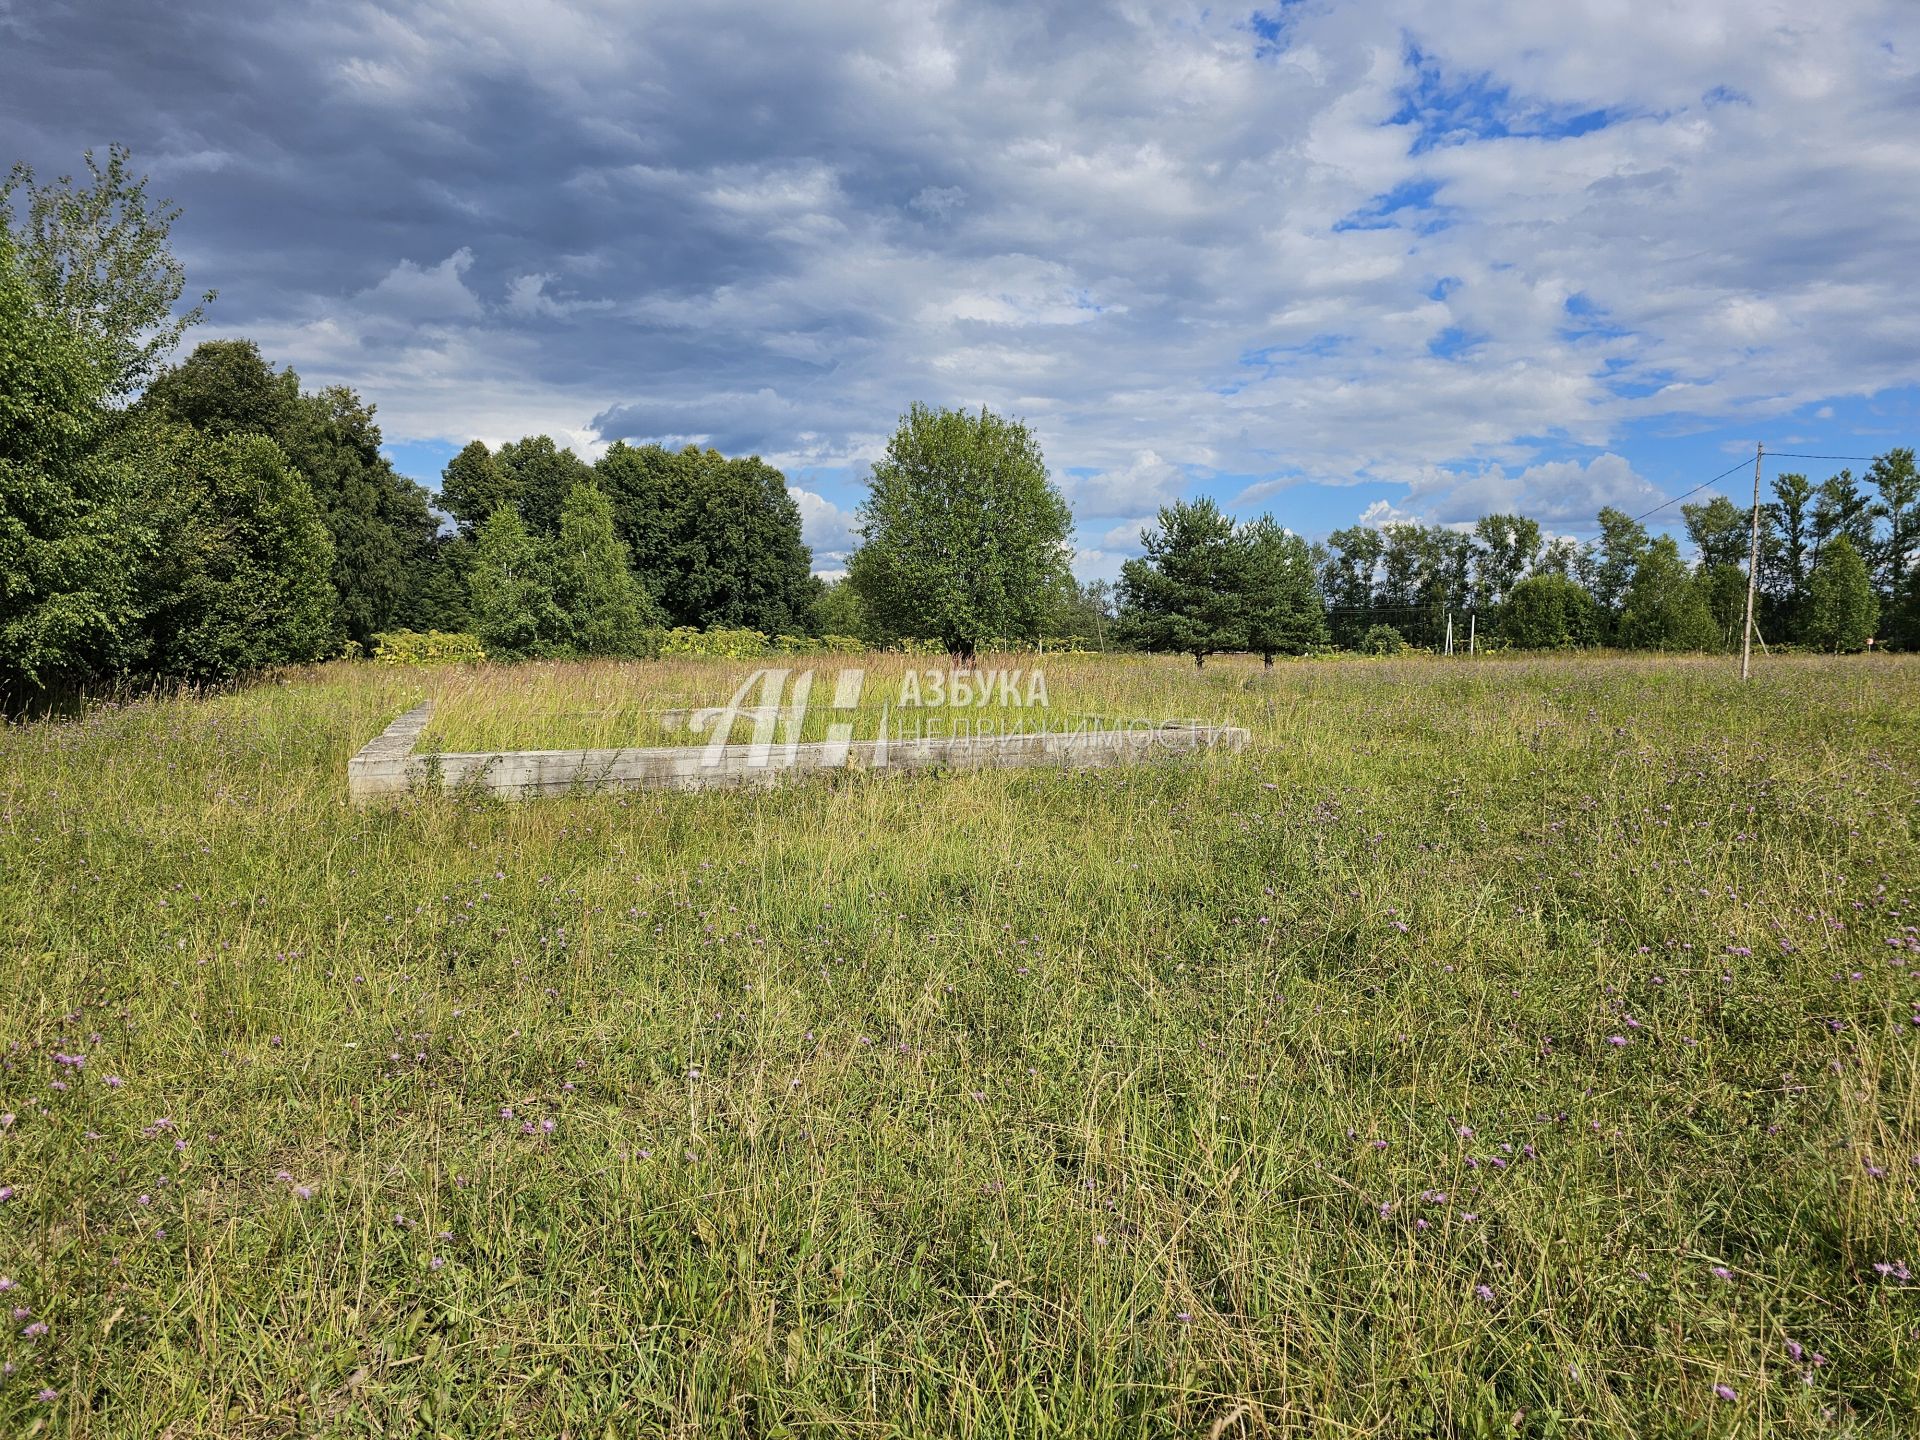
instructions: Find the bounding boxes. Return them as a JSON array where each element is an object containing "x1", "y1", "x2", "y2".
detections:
[
  {"x1": 1445, "y1": 613, "x2": 1454, "y2": 656},
  {"x1": 1740, "y1": 441, "x2": 1763, "y2": 682},
  {"x1": 1468, "y1": 611, "x2": 1476, "y2": 655}
]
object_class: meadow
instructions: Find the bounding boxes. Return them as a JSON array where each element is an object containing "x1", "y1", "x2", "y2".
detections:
[{"x1": 1, "y1": 651, "x2": 1916, "y2": 1437}]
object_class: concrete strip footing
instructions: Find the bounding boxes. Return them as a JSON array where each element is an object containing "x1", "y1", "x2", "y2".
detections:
[{"x1": 347, "y1": 701, "x2": 1249, "y2": 802}]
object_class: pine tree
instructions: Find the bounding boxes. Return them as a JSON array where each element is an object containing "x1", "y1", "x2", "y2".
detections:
[
  {"x1": 1240, "y1": 516, "x2": 1327, "y2": 664},
  {"x1": 1116, "y1": 499, "x2": 1245, "y2": 667}
]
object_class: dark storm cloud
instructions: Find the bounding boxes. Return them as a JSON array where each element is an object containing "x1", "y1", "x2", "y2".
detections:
[{"x1": 4, "y1": 0, "x2": 1917, "y2": 549}]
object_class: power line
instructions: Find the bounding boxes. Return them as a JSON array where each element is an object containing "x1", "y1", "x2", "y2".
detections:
[
  {"x1": 1765, "y1": 451, "x2": 1881, "y2": 462},
  {"x1": 1630, "y1": 458, "x2": 1753, "y2": 524},
  {"x1": 1626, "y1": 449, "x2": 1888, "y2": 527}
]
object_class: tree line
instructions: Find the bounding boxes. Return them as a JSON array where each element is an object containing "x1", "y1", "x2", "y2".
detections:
[
  {"x1": 5, "y1": 148, "x2": 1916, "y2": 709},
  {"x1": 1308, "y1": 475, "x2": 1911, "y2": 657},
  {"x1": 829, "y1": 432, "x2": 1916, "y2": 663},
  {"x1": 1, "y1": 149, "x2": 823, "y2": 705}
]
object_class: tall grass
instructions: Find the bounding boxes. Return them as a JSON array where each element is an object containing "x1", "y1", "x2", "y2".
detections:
[{"x1": 1, "y1": 653, "x2": 1915, "y2": 1436}]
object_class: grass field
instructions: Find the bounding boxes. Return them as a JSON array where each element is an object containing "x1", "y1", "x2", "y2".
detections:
[{"x1": 3, "y1": 652, "x2": 1917, "y2": 1437}]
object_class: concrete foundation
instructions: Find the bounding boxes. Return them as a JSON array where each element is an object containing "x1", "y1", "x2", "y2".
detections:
[{"x1": 347, "y1": 701, "x2": 1249, "y2": 801}]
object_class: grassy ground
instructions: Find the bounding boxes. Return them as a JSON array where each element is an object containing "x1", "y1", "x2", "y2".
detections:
[{"x1": 2, "y1": 652, "x2": 1916, "y2": 1437}]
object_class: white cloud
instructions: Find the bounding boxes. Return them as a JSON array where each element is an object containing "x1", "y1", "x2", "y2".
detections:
[
  {"x1": 1063, "y1": 451, "x2": 1186, "y2": 519},
  {"x1": 29, "y1": 0, "x2": 1914, "y2": 509},
  {"x1": 1403, "y1": 453, "x2": 1665, "y2": 525},
  {"x1": 364, "y1": 248, "x2": 483, "y2": 321},
  {"x1": 789, "y1": 486, "x2": 859, "y2": 569}
]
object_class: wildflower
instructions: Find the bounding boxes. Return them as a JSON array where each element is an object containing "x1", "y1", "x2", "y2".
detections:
[
  {"x1": 22, "y1": 1321, "x2": 47, "y2": 1337},
  {"x1": 1607, "y1": 1035, "x2": 1628, "y2": 1047},
  {"x1": 1711, "y1": 1266, "x2": 1733, "y2": 1281},
  {"x1": 36, "y1": 1389, "x2": 57, "y2": 1403},
  {"x1": 1872, "y1": 1261, "x2": 1912, "y2": 1281},
  {"x1": 1714, "y1": 1384, "x2": 1738, "y2": 1402},
  {"x1": 1786, "y1": 1339, "x2": 1804, "y2": 1362},
  {"x1": 1474, "y1": 1284, "x2": 1494, "y2": 1302},
  {"x1": 1093, "y1": 1233, "x2": 1108, "y2": 1248}
]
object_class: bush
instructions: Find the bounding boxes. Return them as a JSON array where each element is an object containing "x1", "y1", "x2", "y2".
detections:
[
  {"x1": 1359, "y1": 624, "x2": 1410, "y2": 656},
  {"x1": 656, "y1": 626, "x2": 773, "y2": 658},
  {"x1": 371, "y1": 630, "x2": 487, "y2": 665}
]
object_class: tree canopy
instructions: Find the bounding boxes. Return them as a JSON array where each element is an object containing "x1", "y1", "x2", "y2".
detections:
[
  {"x1": 1116, "y1": 498, "x2": 1247, "y2": 667},
  {"x1": 847, "y1": 404, "x2": 1072, "y2": 662}
]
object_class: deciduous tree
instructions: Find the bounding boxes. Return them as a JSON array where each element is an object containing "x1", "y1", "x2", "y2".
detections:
[
  {"x1": 1803, "y1": 534, "x2": 1879, "y2": 652},
  {"x1": 847, "y1": 404, "x2": 1071, "y2": 663},
  {"x1": 552, "y1": 483, "x2": 661, "y2": 655},
  {"x1": 1618, "y1": 536, "x2": 1717, "y2": 651}
]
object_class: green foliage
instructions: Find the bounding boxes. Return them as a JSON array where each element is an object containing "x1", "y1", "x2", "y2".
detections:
[
  {"x1": 0, "y1": 231, "x2": 140, "y2": 701},
  {"x1": 1472, "y1": 513, "x2": 1542, "y2": 607},
  {"x1": 468, "y1": 507, "x2": 566, "y2": 660},
  {"x1": 1618, "y1": 537, "x2": 1718, "y2": 651},
  {"x1": 1050, "y1": 576, "x2": 1116, "y2": 651},
  {"x1": 1883, "y1": 566, "x2": 1920, "y2": 651},
  {"x1": 141, "y1": 340, "x2": 439, "y2": 647},
  {"x1": 1496, "y1": 571, "x2": 1600, "y2": 650},
  {"x1": 1240, "y1": 516, "x2": 1328, "y2": 662},
  {"x1": 848, "y1": 404, "x2": 1073, "y2": 662},
  {"x1": 1866, "y1": 447, "x2": 1918, "y2": 597},
  {"x1": 1681, "y1": 493, "x2": 1750, "y2": 573},
  {"x1": 1698, "y1": 562, "x2": 1749, "y2": 649},
  {"x1": 498, "y1": 434, "x2": 595, "y2": 537},
  {"x1": 595, "y1": 441, "x2": 818, "y2": 634},
  {"x1": 1117, "y1": 498, "x2": 1245, "y2": 666},
  {"x1": 810, "y1": 576, "x2": 867, "y2": 640},
  {"x1": 370, "y1": 630, "x2": 487, "y2": 665},
  {"x1": 1803, "y1": 535, "x2": 1880, "y2": 652},
  {"x1": 1590, "y1": 506, "x2": 1649, "y2": 630},
  {"x1": 551, "y1": 483, "x2": 663, "y2": 656},
  {"x1": 437, "y1": 440, "x2": 515, "y2": 537},
  {"x1": 391, "y1": 533, "x2": 473, "y2": 635},
  {"x1": 0, "y1": 143, "x2": 210, "y2": 397},
  {"x1": 135, "y1": 427, "x2": 339, "y2": 682},
  {"x1": 1813, "y1": 471, "x2": 1875, "y2": 570},
  {"x1": 1320, "y1": 525, "x2": 1385, "y2": 647},
  {"x1": 1358, "y1": 622, "x2": 1410, "y2": 655}
]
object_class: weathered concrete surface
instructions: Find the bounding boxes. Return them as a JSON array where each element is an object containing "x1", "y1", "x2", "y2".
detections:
[
  {"x1": 348, "y1": 701, "x2": 1248, "y2": 802},
  {"x1": 345, "y1": 701, "x2": 434, "y2": 798}
]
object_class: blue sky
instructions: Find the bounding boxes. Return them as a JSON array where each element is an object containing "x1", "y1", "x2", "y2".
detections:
[{"x1": 4, "y1": 0, "x2": 1916, "y2": 577}]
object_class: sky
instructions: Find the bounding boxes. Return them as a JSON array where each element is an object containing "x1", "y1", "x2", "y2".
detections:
[{"x1": 4, "y1": 0, "x2": 1917, "y2": 579}]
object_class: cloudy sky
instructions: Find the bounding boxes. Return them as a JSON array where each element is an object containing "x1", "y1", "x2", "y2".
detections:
[{"x1": 5, "y1": 0, "x2": 1917, "y2": 576}]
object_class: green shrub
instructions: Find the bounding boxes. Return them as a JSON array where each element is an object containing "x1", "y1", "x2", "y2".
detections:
[
  {"x1": 1359, "y1": 623, "x2": 1411, "y2": 655},
  {"x1": 371, "y1": 629, "x2": 487, "y2": 665}
]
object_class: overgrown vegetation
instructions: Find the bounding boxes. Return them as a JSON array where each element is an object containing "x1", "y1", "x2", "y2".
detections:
[{"x1": 3, "y1": 652, "x2": 1917, "y2": 1435}]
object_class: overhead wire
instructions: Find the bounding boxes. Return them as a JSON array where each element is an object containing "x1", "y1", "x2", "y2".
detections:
[{"x1": 1629, "y1": 458, "x2": 1754, "y2": 525}]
